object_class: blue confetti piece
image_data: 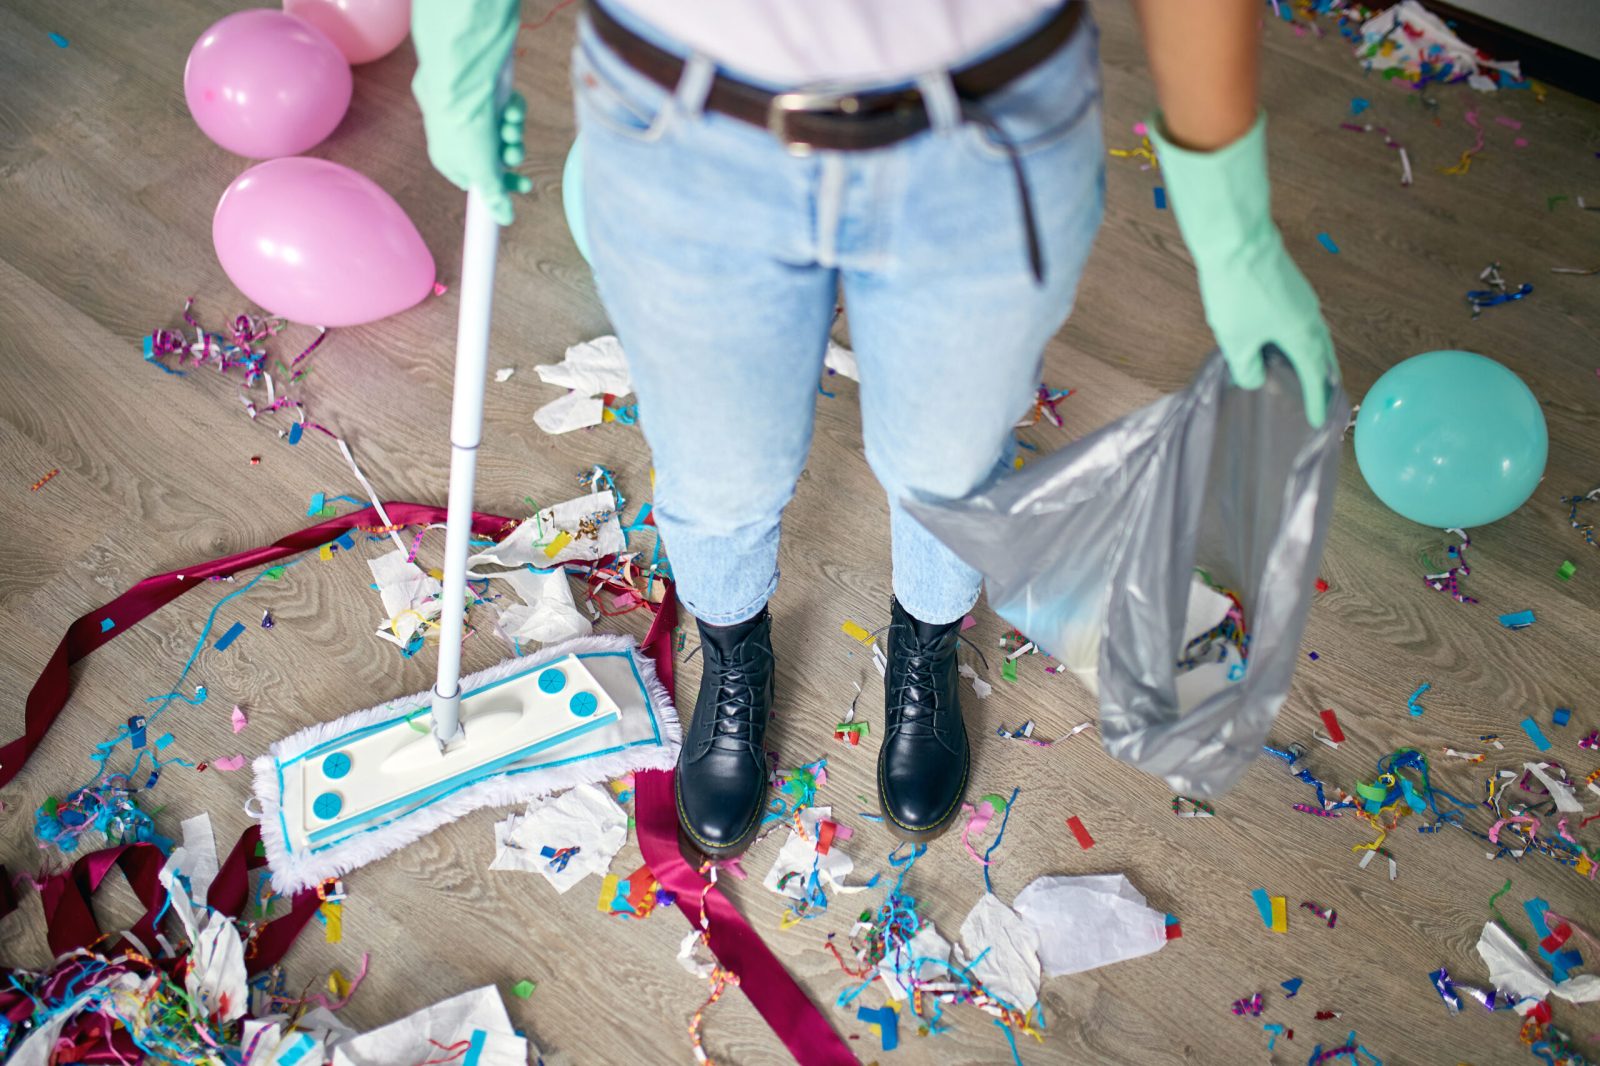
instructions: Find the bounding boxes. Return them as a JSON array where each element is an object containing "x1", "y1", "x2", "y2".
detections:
[
  {"x1": 1520, "y1": 716, "x2": 1552, "y2": 752},
  {"x1": 155, "y1": 733, "x2": 175, "y2": 749},
  {"x1": 1153, "y1": 186, "x2": 1167, "y2": 209},
  {"x1": 1250, "y1": 887, "x2": 1274, "y2": 927},
  {"x1": 49, "y1": 32, "x2": 68, "y2": 48},
  {"x1": 1498, "y1": 609, "x2": 1535, "y2": 629},
  {"x1": 307, "y1": 492, "x2": 326, "y2": 516},
  {"x1": 1281, "y1": 977, "x2": 1303, "y2": 998},
  {"x1": 213, "y1": 621, "x2": 246, "y2": 651},
  {"x1": 336, "y1": 532, "x2": 356, "y2": 552},
  {"x1": 856, "y1": 1005, "x2": 900, "y2": 1051},
  {"x1": 100, "y1": 618, "x2": 114, "y2": 633},
  {"x1": 1552, "y1": 707, "x2": 1571, "y2": 726},
  {"x1": 1317, "y1": 232, "x2": 1340, "y2": 254},
  {"x1": 1351, "y1": 97, "x2": 1370, "y2": 115},
  {"x1": 288, "y1": 421, "x2": 304, "y2": 445}
]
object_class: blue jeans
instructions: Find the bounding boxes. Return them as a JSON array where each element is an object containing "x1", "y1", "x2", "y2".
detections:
[{"x1": 572, "y1": 7, "x2": 1104, "y2": 626}]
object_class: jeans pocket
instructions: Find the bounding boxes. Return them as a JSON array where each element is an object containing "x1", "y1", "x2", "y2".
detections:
[
  {"x1": 571, "y1": 24, "x2": 675, "y2": 144},
  {"x1": 962, "y1": 16, "x2": 1102, "y2": 162}
]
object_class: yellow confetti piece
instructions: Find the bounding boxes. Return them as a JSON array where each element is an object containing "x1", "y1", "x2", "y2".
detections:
[
  {"x1": 841, "y1": 620, "x2": 874, "y2": 645},
  {"x1": 601, "y1": 408, "x2": 616, "y2": 423},
  {"x1": 328, "y1": 969, "x2": 350, "y2": 999},
  {"x1": 321, "y1": 900, "x2": 343, "y2": 944},
  {"x1": 318, "y1": 544, "x2": 334, "y2": 561},
  {"x1": 427, "y1": 567, "x2": 444, "y2": 581},
  {"x1": 543, "y1": 530, "x2": 573, "y2": 559},
  {"x1": 597, "y1": 873, "x2": 619, "y2": 912},
  {"x1": 1269, "y1": 896, "x2": 1288, "y2": 933}
]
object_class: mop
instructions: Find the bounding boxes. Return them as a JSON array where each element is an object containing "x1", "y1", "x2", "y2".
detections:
[{"x1": 252, "y1": 129, "x2": 680, "y2": 895}]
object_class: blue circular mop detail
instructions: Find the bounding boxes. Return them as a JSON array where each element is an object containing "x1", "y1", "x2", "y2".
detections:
[
  {"x1": 538, "y1": 668, "x2": 567, "y2": 694},
  {"x1": 569, "y1": 691, "x2": 599, "y2": 717},
  {"x1": 313, "y1": 792, "x2": 343, "y2": 820},
  {"x1": 322, "y1": 752, "x2": 352, "y2": 779}
]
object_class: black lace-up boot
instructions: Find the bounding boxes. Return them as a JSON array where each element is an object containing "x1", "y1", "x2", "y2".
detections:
[
  {"x1": 878, "y1": 598, "x2": 970, "y2": 841},
  {"x1": 675, "y1": 608, "x2": 775, "y2": 856}
]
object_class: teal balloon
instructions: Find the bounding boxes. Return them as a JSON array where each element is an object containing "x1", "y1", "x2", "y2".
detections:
[
  {"x1": 1354, "y1": 350, "x2": 1546, "y2": 528},
  {"x1": 561, "y1": 137, "x2": 591, "y2": 265}
]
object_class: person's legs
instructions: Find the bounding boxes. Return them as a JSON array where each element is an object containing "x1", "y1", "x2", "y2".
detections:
[
  {"x1": 573, "y1": 12, "x2": 836, "y2": 853},
  {"x1": 837, "y1": 19, "x2": 1107, "y2": 836}
]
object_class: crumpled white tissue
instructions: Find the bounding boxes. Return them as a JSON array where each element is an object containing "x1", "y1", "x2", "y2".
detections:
[
  {"x1": 489, "y1": 783, "x2": 629, "y2": 892},
  {"x1": 1476, "y1": 920, "x2": 1600, "y2": 1004},
  {"x1": 332, "y1": 986, "x2": 530, "y2": 1066},
  {"x1": 957, "y1": 893, "x2": 1041, "y2": 1010},
  {"x1": 532, "y1": 336, "x2": 632, "y2": 435},
  {"x1": 368, "y1": 549, "x2": 444, "y2": 646},
  {"x1": 494, "y1": 566, "x2": 592, "y2": 645},
  {"x1": 171, "y1": 811, "x2": 220, "y2": 904},
  {"x1": 469, "y1": 491, "x2": 625, "y2": 572},
  {"x1": 762, "y1": 806, "x2": 864, "y2": 900},
  {"x1": 158, "y1": 855, "x2": 249, "y2": 1023},
  {"x1": 1013, "y1": 874, "x2": 1169, "y2": 976},
  {"x1": 242, "y1": 1007, "x2": 355, "y2": 1065}
]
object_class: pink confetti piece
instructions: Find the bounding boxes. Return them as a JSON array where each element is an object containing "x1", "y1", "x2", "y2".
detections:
[
  {"x1": 1132, "y1": 121, "x2": 1148, "y2": 137},
  {"x1": 1494, "y1": 116, "x2": 1522, "y2": 129},
  {"x1": 431, "y1": 281, "x2": 448, "y2": 296},
  {"x1": 231, "y1": 705, "x2": 248, "y2": 733},
  {"x1": 1514, "y1": 137, "x2": 1528, "y2": 148},
  {"x1": 212, "y1": 754, "x2": 247, "y2": 771}
]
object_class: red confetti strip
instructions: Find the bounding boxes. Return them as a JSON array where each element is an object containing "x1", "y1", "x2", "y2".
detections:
[
  {"x1": 1065, "y1": 815, "x2": 1094, "y2": 850},
  {"x1": 30, "y1": 468, "x2": 59, "y2": 491},
  {"x1": 1319, "y1": 709, "x2": 1345, "y2": 743}
]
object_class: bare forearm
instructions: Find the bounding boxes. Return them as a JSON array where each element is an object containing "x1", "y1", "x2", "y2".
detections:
[{"x1": 1131, "y1": 0, "x2": 1260, "y2": 150}]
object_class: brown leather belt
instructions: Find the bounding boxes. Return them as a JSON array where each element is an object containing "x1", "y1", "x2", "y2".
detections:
[{"x1": 586, "y1": 0, "x2": 1087, "y2": 156}]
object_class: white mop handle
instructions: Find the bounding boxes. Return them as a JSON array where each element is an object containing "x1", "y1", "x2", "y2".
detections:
[{"x1": 431, "y1": 199, "x2": 503, "y2": 746}]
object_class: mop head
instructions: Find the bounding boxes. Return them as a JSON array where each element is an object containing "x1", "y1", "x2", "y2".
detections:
[{"x1": 252, "y1": 633, "x2": 679, "y2": 893}]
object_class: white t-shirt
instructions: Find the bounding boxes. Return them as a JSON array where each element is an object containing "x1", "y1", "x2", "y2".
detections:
[{"x1": 608, "y1": 0, "x2": 1062, "y2": 86}]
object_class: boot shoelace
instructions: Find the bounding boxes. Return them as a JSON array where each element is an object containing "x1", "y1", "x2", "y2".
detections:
[
  {"x1": 701, "y1": 640, "x2": 772, "y2": 757},
  {"x1": 887, "y1": 624, "x2": 960, "y2": 742}
]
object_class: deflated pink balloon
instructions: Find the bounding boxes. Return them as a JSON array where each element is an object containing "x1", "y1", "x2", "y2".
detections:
[
  {"x1": 283, "y1": 0, "x2": 412, "y2": 65},
  {"x1": 213, "y1": 158, "x2": 435, "y2": 327},
  {"x1": 185, "y1": 10, "x2": 352, "y2": 159}
]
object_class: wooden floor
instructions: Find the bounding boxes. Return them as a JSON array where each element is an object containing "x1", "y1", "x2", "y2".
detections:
[{"x1": 2, "y1": 2, "x2": 1597, "y2": 1063}]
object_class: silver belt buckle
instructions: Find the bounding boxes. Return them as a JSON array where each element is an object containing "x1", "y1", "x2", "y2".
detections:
[{"x1": 767, "y1": 90, "x2": 861, "y2": 156}]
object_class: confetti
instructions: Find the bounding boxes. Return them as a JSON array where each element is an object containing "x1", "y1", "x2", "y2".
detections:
[
  {"x1": 212, "y1": 621, "x2": 246, "y2": 651},
  {"x1": 1407, "y1": 682, "x2": 1430, "y2": 716},
  {"x1": 1551, "y1": 707, "x2": 1570, "y2": 727},
  {"x1": 48, "y1": 32, "x2": 68, "y2": 47},
  {"x1": 1153, "y1": 186, "x2": 1167, "y2": 209},
  {"x1": 1467, "y1": 262, "x2": 1533, "y2": 316},
  {"x1": 1231, "y1": 992, "x2": 1265, "y2": 1016},
  {"x1": 1556, "y1": 560, "x2": 1576, "y2": 580},
  {"x1": 211, "y1": 754, "x2": 247, "y2": 771},
  {"x1": 1520, "y1": 717, "x2": 1552, "y2": 752},
  {"x1": 840, "y1": 620, "x2": 874, "y2": 645},
  {"x1": 1282, "y1": 977, "x2": 1303, "y2": 997},
  {"x1": 1319, "y1": 708, "x2": 1346, "y2": 744},
  {"x1": 1423, "y1": 527, "x2": 1476, "y2": 603},
  {"x1": 1497, "y1": 609, "x2": 1535, "y2": 629},
  {"x1": 1301, "y1": 902, "x2": 1338, "y2": 928},
  {"x1": 1065, "y1": 815, "x2": 1094, "y2": 850},
  {"x1": 30, "y1": 468, "x2": 60, "y2": 491},
  {"x1": 1316, "y1": 232, "x2": 1340, "y2": 254},
  {"x1": 231, "y1": 705, "x2": 248, "y2": 733}
]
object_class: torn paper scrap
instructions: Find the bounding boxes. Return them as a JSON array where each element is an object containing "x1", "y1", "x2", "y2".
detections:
[
  {"x1": 468, "y1": 491, "x2": 624, "y2": 572},
  {"x1": 1013, "y1": 874, "x2": 1169, "y2": 976},
  {"x1": 1476, "y1": 921, "x2": 1600, "y2": 1004},
  {"x1": 536, "y1": 335, "x2": 632, "y2": 396},
  {"x1": 368, "y1": 548, "x2": 444, "y2": 646},
  {"x1": 177, "y1": 812, "x2": 220, "y2": 903},
  {"x1": 762, "y1": 806, "x2": 867, "y2": 900},
  {"x1": 489, "y1": 783, "x2": 628, "y2": 893},
  {"x1": 533, "y1": 389, "x2": 605, "y2": 435},
  {"x1": 532, "y1": 335, "x2": 632, "y2": 435},
  {"x1": 1521, "y1": 762, "x2": 1584, "y2": 814},
  {"x1": 495, "y1": 566, "x2": 592, "y2": 645},
  {"x1": 957, "y1": 892, "x2": 1041, "y2": 1011},
  {"x1": 958, "y1": 663, "x2": 992, "y2": 700},
  {"x1": 332, "y1": 986, "x2": 529, "y2": 1066},
  {"x1": 824, "y1": 341, "x2": 859, "y2": 382},
  {"x1": 494, "y1": 367, "x2": 515, "y2": 383},
  {"x1": 243, "y1": 1007, "x2": 356, "y2": 1066}
]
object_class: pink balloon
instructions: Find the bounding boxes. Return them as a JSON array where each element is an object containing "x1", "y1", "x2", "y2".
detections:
[
  {"x1": 213, "y1": 158, "x2": 435, "y2": 327},
  {"x1": 283, "y1": 0, "x2": 412, "y2": 65},
  {"x1": 185, "y1": 10, "x2": 352, "y2": 159}
]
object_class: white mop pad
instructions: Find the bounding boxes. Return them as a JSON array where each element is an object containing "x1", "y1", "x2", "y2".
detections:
[{"x1": 252, "y1": 633, "x2": 678, "y2": 893}]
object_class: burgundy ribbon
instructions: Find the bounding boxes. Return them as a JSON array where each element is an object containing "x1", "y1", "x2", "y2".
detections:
[
  {"x1": 5, "y1": 502, "x2": 854, "y2": 1065},
  {"x1": 636, "y1": 770, "x2": 860, "y2": 1065}
]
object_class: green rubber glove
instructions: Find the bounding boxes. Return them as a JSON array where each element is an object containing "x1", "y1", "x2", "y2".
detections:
[
  {"x1": 1150, "y1": 113, "x2": 1339, "y2": 427},
  {"x1": 412, "y1": 0, "x2": 532, "y2": 225}
]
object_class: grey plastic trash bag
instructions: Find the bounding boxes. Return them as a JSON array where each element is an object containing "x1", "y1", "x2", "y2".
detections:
[{"x1": 906, "y1": 351, "x2": 1348, "y2": 796}]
